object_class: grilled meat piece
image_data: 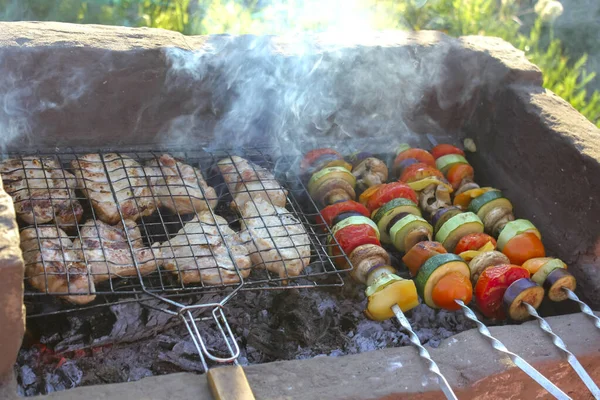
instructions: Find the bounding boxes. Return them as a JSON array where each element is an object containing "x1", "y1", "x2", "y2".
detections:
[
  {"x1": 157, "y1": 212, "x2": 251, "y2": 285},
  {"x1": 237, "y1": 198, "x2": 310, "y2": 279},
  {"x1": 145, "y1": 154, "x2": 218, "y2": 215},
  {"x1": 73, "y1": 219, "x2": 159, "y2": 283},
  {"x1": 20, "y1": 226, "x2": 96, "y2": 305},
  {"x1": 0, "y1": 157, "x2": 83, "y2": 227},
  {"x1": 217, "y1": 156, "x2": 287, "y2": 210},
  {"x1": 71, "y1": 153, "x2": 157, "y2": 225}
]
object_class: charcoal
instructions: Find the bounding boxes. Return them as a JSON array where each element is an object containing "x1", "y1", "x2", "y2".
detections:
[
  {"x1": 128, "y1": 367, "x2": 153, "y2": 381},
  {"x1": 17, "y1": 285, "x2": 475, "y2": 397},
  {"x1": 19, "y1": 365, "x2": 36, "y2": 386}
]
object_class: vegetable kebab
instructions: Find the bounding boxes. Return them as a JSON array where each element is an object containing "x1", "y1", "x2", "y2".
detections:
[
  {"x1": 302, "y1": 149, "x2": 419, "y2": 321},
  {"x1": 394, "y1": 147, "x2": 546, "y2": 321},
  {"x1": 431, "y1": 143, "x2": 577, "y2": 312},
  {"x1": 307, "y1": 148, "x2": 460, "y2": 399}
]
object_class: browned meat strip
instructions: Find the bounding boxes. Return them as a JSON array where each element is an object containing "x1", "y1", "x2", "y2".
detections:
[
  {"x1": 217, "y1": 156, "x2": 287, "y2": 210},
  {"x1": 71, "y1": 153, "x2": 157, "y2": 225},
  {"x1": 156, "y1": 212, "x2": 251, "y2": 285},
  {"x1": 217, "y1": 156, "x2": 310, "y2": 279},
  {"x1": 0, "y1": 157, "x2": 83, "y2": 228},
  {"x1": 145, "y1": 154, "x2": 218, "y2": 215},
  {"x1": 20, "y1": 226, "x2": 96, "y2": 305},
  {"x1": 73, "y1": 219, "x2": 159, "y2": 283},
  {"x1": 236, "y1": 199, "x2": 310, "y2": 279}
]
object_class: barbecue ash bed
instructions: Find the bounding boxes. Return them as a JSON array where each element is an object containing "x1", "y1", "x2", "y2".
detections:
[{"x1": 1, "y1": 22, "x2": 600, "y2": 400}]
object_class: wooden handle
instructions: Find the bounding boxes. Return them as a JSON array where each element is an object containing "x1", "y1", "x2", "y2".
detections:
[{"x1": 207, "y1": 365, "x2": 255, "y2": 400}]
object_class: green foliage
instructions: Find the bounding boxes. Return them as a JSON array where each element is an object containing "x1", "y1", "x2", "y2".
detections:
[
  {"x1": 401, "y1": 0, "x2": 600, "y2": 127},
  {"x1": 0, "y1": 0, "x2": 598, "y2": 126}
]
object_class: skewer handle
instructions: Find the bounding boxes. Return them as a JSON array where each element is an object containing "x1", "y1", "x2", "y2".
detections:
[
  {"x1": 564, "y1": 289, "x2": 600, "y2": 330},
  {"x1": 391, "y1": 305, "x2": 458, "y2": 400},
  {"x1": 524, "y1": 303, "x2": 600, "y2": 399},
  {"x1": 455, "y1": 300, "x2": 571, "y2": 400}
]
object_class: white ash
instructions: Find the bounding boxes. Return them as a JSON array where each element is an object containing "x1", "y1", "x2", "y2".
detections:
[{"x1": 16, "y1": 285, "x2": 475, "y2": 396}]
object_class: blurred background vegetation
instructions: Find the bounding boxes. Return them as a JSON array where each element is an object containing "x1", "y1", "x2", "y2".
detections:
[{"x1": 1, "y1": 0, "x2": 599, "y2": 127}]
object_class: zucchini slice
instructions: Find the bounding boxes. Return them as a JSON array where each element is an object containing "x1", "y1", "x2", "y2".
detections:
[
  {"x1": 497, "y1": 219, "x2": 541, "y2": 251},
  {"x1": 544, "y1": 268, "x2": 576, "y2": 302},
  {"x1": 453, "y1": 187, "x2": 497, "y2": 209},
  {"x1": 389, "y1": 215, "x2": 433, "y2": 252},
  {"x1": 308, "y1": 166, "x2": 355, "y2": 195},
  {"x1": 475, "y1": 197, "x2": 513, "y2": 222},
  {"x1": 434, "y1": 212, "x2": 484, "y2": 252},
  {"x1": 503, "y1": 278, "x2": 544, "y2": 321},
  {"x1": 371, "y1": 198, "x2": 421, "y2": 243},
  {"x1": 396, "y1": 143, "x2": 411, "y2": 156},
  {"x1": 468, "y1": 190, "x2": 503, "y2": 214},
  {"x1": 435, "y1": 154, "x2": 469, "y2": 175},
  {"x1": 415, "y1": 253, "x2": 469, "y2": 308},
  {"x1": 432, "y1": 206, "x2": 462, "y2": 234},
  {"x1": 531, "y1": 258, "x2": 565, "y2": 286}
]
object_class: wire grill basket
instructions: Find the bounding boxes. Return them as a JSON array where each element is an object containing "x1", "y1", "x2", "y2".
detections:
[{"x1": 0, "y1": 146, "x2": 350, "y2": 317}]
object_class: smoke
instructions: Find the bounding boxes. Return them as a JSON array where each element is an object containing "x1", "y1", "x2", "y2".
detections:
[
  {"x1": 0, "y1": 50, "x2": 97, "y2": 154},
  {"x1": 161, "y1": 29, "x2": 463, "y2": 157}
]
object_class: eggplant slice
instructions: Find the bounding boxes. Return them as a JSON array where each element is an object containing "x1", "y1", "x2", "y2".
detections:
[{"x1": 503, "y1": 278, "x2": 545, "y2": 321}]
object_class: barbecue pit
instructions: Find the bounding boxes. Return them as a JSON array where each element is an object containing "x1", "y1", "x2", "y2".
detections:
[{"x1": 0, "y1": 22, "x2": 599, "y2": 400}]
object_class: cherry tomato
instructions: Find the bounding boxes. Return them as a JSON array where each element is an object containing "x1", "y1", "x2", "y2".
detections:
[
  {"x1": 455, "y1": 233, "x2": 497, "y2": 254},
  {"x1": 318, "y1": 201, "x2": 370, "y2": 229},
  {"x1": 432, "y1": 271, "x2": 473, "y2": 310},
  {"x1": 402, "y1": 241, "x2": 447, "y2": 277},
  {"x1": 475, "y1": 264, "x2": 529, "y2": 319},
  {"x1": 393, "y1": 148, "x2": 435, "y2": 170},
  {"x1": 399, "y1": 163, "x2": 445, "y2": 183},
  {"x1": 431, "y1": 144, "x2": 465, "y2": 160},
  {"x1": 330, "y1": 224, "x2": 380, "y2": 269},
  {"x1": 446, "y1": 163, "x2": 474, "y2": 190},
  {"x1": 502, "y1": 232, "x2": 546, "y2": 265},
  {"x1": 365, "y1": 182, "x2": 417, "y2": 213}
]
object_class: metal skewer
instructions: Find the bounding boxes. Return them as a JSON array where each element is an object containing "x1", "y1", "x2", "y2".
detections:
[
  {"x1": 524, "y1": 303, "x2": 600, "y2": 399},
  {"x1": 564, "y1": 288, "x2": 600, "y2": 330},
  {"x1": 455, "y1": 300, "x2": 571, "y2": 400},
  {"x1": 391, "y1": 304, "x2": 458, "y2": 400}
]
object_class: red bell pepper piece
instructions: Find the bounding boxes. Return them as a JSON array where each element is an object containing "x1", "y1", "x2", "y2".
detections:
[
  {"x1": 365, "y1": 182, "x2": 417, "y2": 213},
  {"x1": 431, "y1": 144, "x2": 465, "y2": 160},
  {"x1": 475, "y1": 264, "x2": 529, "y2": 319},
  {"x1": 455, "y1": 233, "x2": 497, "y2": 254},
  {"x1": 318, "y1": 200, "x2": 370, "y2": 229},
  {"x1": 393, "y1": 148, "x2": 435, "y2": 170},
  {"x1": 399, "y1": 163, "x2": 445, "y2": 183},
  {"x1": 329, "y1": 224, "x2": 380, "y2": 269}
]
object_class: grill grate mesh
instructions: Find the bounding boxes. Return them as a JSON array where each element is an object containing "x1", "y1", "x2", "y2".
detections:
[{"x1": 1, "y1": 146, "x2": 349, "y2": 317}]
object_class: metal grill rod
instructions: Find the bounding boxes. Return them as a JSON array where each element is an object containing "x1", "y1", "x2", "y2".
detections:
[
  {"x1": 564, "y1": 289, "x2": 600, "y2": 330},
  {"x1": 524, "y1": 303, "x2": 600, "y2": 399},
  {"x1": 391, "y1": 305, "x2": 458, "y2": 400},
  {"x1": 182, "y1": 307, "x2": 241, "y2": 363},
  {"x1": 455, "y1": 300, "x2": 571, "y2": 400}
]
